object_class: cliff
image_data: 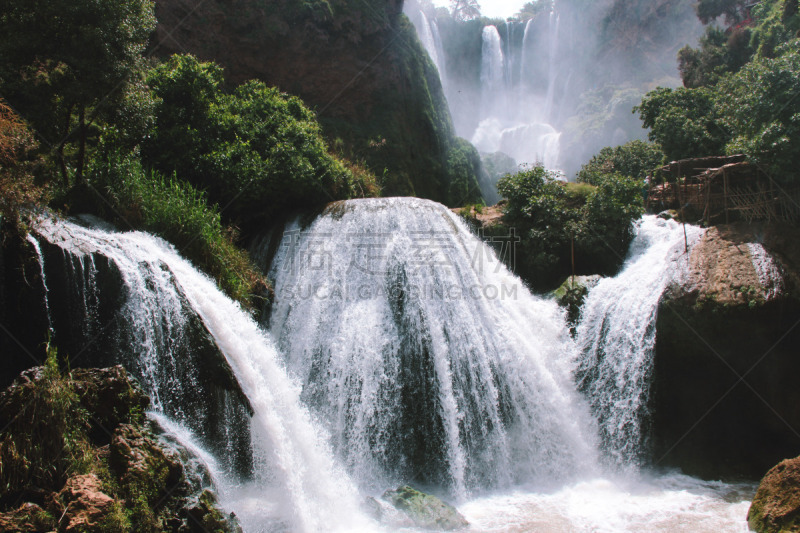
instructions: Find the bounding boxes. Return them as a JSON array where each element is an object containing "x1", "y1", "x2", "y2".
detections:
[
  {"x1": 651, "y1": 221, "x2": 800, "y2": 478},
  {"x1": 152, "y1": 0, "x2": 483, "y2": 206}
]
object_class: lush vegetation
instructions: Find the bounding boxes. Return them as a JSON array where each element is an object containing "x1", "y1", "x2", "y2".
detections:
[
  {"x1": 0, "y1": 0, "x2": 381, "y2": 306},
  {"x1": 577, "y1": 140, "x2": 664, "y2": 185},
  {"x1": 496, "y1": 166, "x2": 644, "y2": 288},
  {"x1": 636, "y1": 0, "x2": 800, "y2": 185}
]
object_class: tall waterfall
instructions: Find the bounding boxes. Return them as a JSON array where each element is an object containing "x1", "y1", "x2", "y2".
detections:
[
  {"x1": 261, "y1": 198, "x2": 598, "y2": 498},
  {"x1": 32, "y1": 216, "x2": 371, "y2": 532},
  {"x1": 405, "y1": 5, "x2": 448, "y2": 87},
  {"x1": 575, "y1": 216, "x2": 705, "y2": 467},
  {"x1": 470, "y1": 16, "x2": 563, "y2": 170}
]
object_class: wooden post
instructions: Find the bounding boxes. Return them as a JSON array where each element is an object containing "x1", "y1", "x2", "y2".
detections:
[
  {"x1": 723, "y1": 167, "x2": 729, "y2": 225},
  {"x1": 571, "y1": 237, "x2": 575, "y2": 288}
]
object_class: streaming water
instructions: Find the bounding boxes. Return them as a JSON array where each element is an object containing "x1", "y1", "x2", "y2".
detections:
[{"x1": 29, "y1": 203, "x2": 752, "y2": 532}]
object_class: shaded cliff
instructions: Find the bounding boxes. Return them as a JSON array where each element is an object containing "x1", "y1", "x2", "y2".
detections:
[
  {"x1": 652, "y1": 222, "x2": 800, "y2": 479},
  {"x1": 152, "y1": 0, "x2": 483, "y2": 206}
]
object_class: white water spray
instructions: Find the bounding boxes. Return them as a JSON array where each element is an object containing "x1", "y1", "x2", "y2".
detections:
[
  {"x1": 575, "y1": 216, "x2": 705, "y2": 466},
  {"x1": 262, "y1": 198, "x2": 599, "y2": 498},
  {"x1": 33, "y1": 216, "x2": 372, "y2": 533}
]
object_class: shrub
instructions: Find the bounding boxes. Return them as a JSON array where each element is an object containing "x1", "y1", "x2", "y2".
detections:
[
  {"x1": 497, "y1": 165, "x2": 643, "y2": 287},
  {"x1": 577, "y1": 140, "x2": 664, "y2": 185},
  {"x1": 0, "y1": 100, "x2": 49, "y2": 234},
  {"x1": 143, "y1": 54, "x2": 375, "y2": 227},
  {"x1": 90, "y1": 147, "x2": 267, "y2": 306}
]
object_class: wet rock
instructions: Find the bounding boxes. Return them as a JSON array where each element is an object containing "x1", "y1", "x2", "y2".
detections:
[
  {"x1": 110, "y1": 423, "x2": 183, "y2": 506},
  {"x1": 0, "y1": 502, "x2": 55, "y2": 532},
  {"x1": 70, "y1": 365, "x2": 150, "y2": 444},
  {"x1": 56, "y1": 474, "x2": 115, "y2": 532},
  {"x1": 186, "y1": 489, "x2": 242, "y2": 533},
  {"x1": 383, "y1": 485, "x2": 469, "y2": 530},
  {"x1": 748, "y1": 455, "x2": 800, "y2": 532},
  {"x1": 653, "y1": 222, "x2": 800, "y2": 478}
]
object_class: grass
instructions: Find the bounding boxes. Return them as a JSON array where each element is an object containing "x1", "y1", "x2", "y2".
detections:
[{"x1": 90, "y1": 148, "x2": 268, "y2": 307}]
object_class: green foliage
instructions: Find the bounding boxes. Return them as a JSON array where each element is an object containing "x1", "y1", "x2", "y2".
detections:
[
  {"x1": 695, "y1": 0, "x2": 749, "y2": 25},
  {"x1": 635, "y1": 86, "x2": 728, "y2": 161},
  {"x1": 0, "y1": 343, "x2": 90, "y2": 496},
  {"x1": 716, "y1": 41, "x2": 800, "y2": 182},
  {"x1": 515, "y1": 0, "x2": 554, "y2": 20},
  {"x1": 497, "y1": 166, "x2": 644, "y2": 287},
  {"x1": 0, "y1": 0, "x2": 156, "y2": 186},
  {"x1": 143, "y1": 54, "x2": 372, "y2": 226},
  {"x1": 577, "y1": 140, "x2": 664, "y2": 185},
  {"x1": 90, "y1": 146, "x2": 267, "y2": 306},
  {"x1": 678, "y1": 26, "x2": 753, "y2": 88},
  {"x1": 450, "y1": 0, "x2": 481, "y2": 21}
]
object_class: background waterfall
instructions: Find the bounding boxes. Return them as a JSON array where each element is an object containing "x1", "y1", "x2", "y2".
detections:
[
  {"x1": 259, "y1": 197, "x2": 598, "y2": 498},
  {"x1": 575, "y1": 215, "x2": 706, "y2": 467},
  {"x1": 32, "y1": 216, "x2": 371, "y2": 532}
]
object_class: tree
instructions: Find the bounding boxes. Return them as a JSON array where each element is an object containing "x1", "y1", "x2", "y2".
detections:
[
  {"x1": 142, "y1": 55, "x2": 368, "y2": 225},
  {"x1": 515, "y1": 0, "x2": 554, "y2": 20},
  {"x1": 450, "y1": 0, "x2": 481, "y2": 21},
  {"x1": 0, "y1": 0, "x2": 156, "y2": 186},
  {"x1": 578, "y1": 140, "x2": 664, "y2": 185},
  {"x1": 635, "y1": 87, "x2": 728, "y2": 161},
  {"x1": 716, "y1": 41, "x2": 800, "y2": 183},
  {"x1": 695, "y1": 0, "x2": 749, "y2": 25}
]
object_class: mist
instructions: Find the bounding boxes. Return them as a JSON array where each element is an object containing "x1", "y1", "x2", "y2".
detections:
[{"x1": 405, "y1": 0, "x2": 705, "y2": 184}]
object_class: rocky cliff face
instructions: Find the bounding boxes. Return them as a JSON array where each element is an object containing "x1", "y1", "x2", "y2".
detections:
[
  {"x1": 153, "y1": 0, "x2": 483, "y2": 205},
  {"x1": 651, "y1": 221, "x2": 800, "y2": 479}
]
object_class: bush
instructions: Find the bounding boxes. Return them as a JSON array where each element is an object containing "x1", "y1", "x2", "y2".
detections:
[
  {"x1": 497, "y1": 166, "x2": 644, "y2": 287},
  {"x1": 143, "y1": 54, "x2": 375, "y2": 227},
  {"x1": 90, "y1": 147, "x2": 267, "y2": 306},
  {"x1": 635, "y1": 86, "x2": 728, "y2": 161},
  {"x1": 0, "y1": 100, "x2": 49, "y2": 234},
  {"x1": 577, "y1": 140, "x2": 664, "y2": 185},
  {"x1": 716, "y1": 41, "x2": 800, "y2": 184}
]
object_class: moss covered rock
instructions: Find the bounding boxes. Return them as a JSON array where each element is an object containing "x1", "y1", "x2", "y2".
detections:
[
  {"x1": 652, "y1": 221, "x2": 800, "y2": 478},
  {"x1": 382, "y1": 485, "x2": 468, "y2": 530},
  {"x1": 748, "y1": 455, "x2": 800, "y2": 532}
]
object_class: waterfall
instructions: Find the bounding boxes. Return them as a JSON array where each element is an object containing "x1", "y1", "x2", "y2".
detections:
[
  {"x1": 261, "y1": 197, "x2": 599, "y2": 498},
  {"x1": 575, "y1": 216, "x2": 705, "y2": 467},
  {"x1": 405, "y1": 5, "x2": 448, "y2": 88},
  {"x1": 479, "y1": 25, "x2": 507, "y2": 120},
  {"x1": 32, "y1": 216, "x2": 371, "y2": 532}
]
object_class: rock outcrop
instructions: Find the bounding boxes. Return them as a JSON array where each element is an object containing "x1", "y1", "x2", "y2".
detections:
[
  {"x1": 0, "y1": 364, "x2": 239, "y2": 532},
  {"x1": 382, "y1": 485, "x2": 469, "y2": 530},
  {"x1": 152, "y1": 0, "x2": 485, "y2": 206},
  {"x1": 651, "y1": 221, "x2": 800, "y2": 478},
  {"x1": 748, "y1": 455, "x2": 800, "y2": 532}
]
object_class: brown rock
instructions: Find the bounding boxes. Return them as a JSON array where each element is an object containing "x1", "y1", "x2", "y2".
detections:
[
  {"x1": 748, "y1": 455, "x2": 800, "y2": 532},
  {"x1": 110, "y1": 423, "x2": 183, "y2": 505},
  {"x1": 70, "y1": 365, "x2": 150, "y2": 444},
  {"x1": 57, "y1": 474, "x2": 115, "y2": 532}
]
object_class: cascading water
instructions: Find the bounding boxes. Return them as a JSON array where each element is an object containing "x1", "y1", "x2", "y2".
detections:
[
  {"x1": 575, "y1": 216, "x2": 706, "y2": 467},
  {"x1": 470, "y1": 16, "x2": 563, "y2": 170},
  {"x1": 262, "y1": 198, "x2": 599, "y2": 498},
  {"x1": 405, "y1": 5, "x2": 448, "y2": 88},
  {"x1": 23, "y1": 202, "x2": 755, "y2": 531},
  {"x1": 32, "y1": 216, "x2": 372, "y2": 532}
]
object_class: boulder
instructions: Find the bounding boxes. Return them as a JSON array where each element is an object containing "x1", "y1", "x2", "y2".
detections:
[
  {"x1": 382, "y1": 485, "x2": 468, "y2": 530},
  {"x1": 56, "y1": 474, "x2": 116, "y2": 532},
  {"x1": 110, "y1": 423, "x2": 183, "y2": 506},
  {"x1": 70, "y1": 365, "x2": 150, "y2": 444},
  {"x1": 186, "y1": 489, "x2": 242, "y2": 533},
  {"x1": 652, "y1": 222, "x2": 800, "y2": 478},
  {"x1": 748, "y1": 455, "x2": 800, "y2": 532}
]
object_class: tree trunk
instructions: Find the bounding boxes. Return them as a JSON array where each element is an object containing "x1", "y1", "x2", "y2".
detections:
[{"x1": 76, "y1": 105, "x2": 87, "y2": 185}]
